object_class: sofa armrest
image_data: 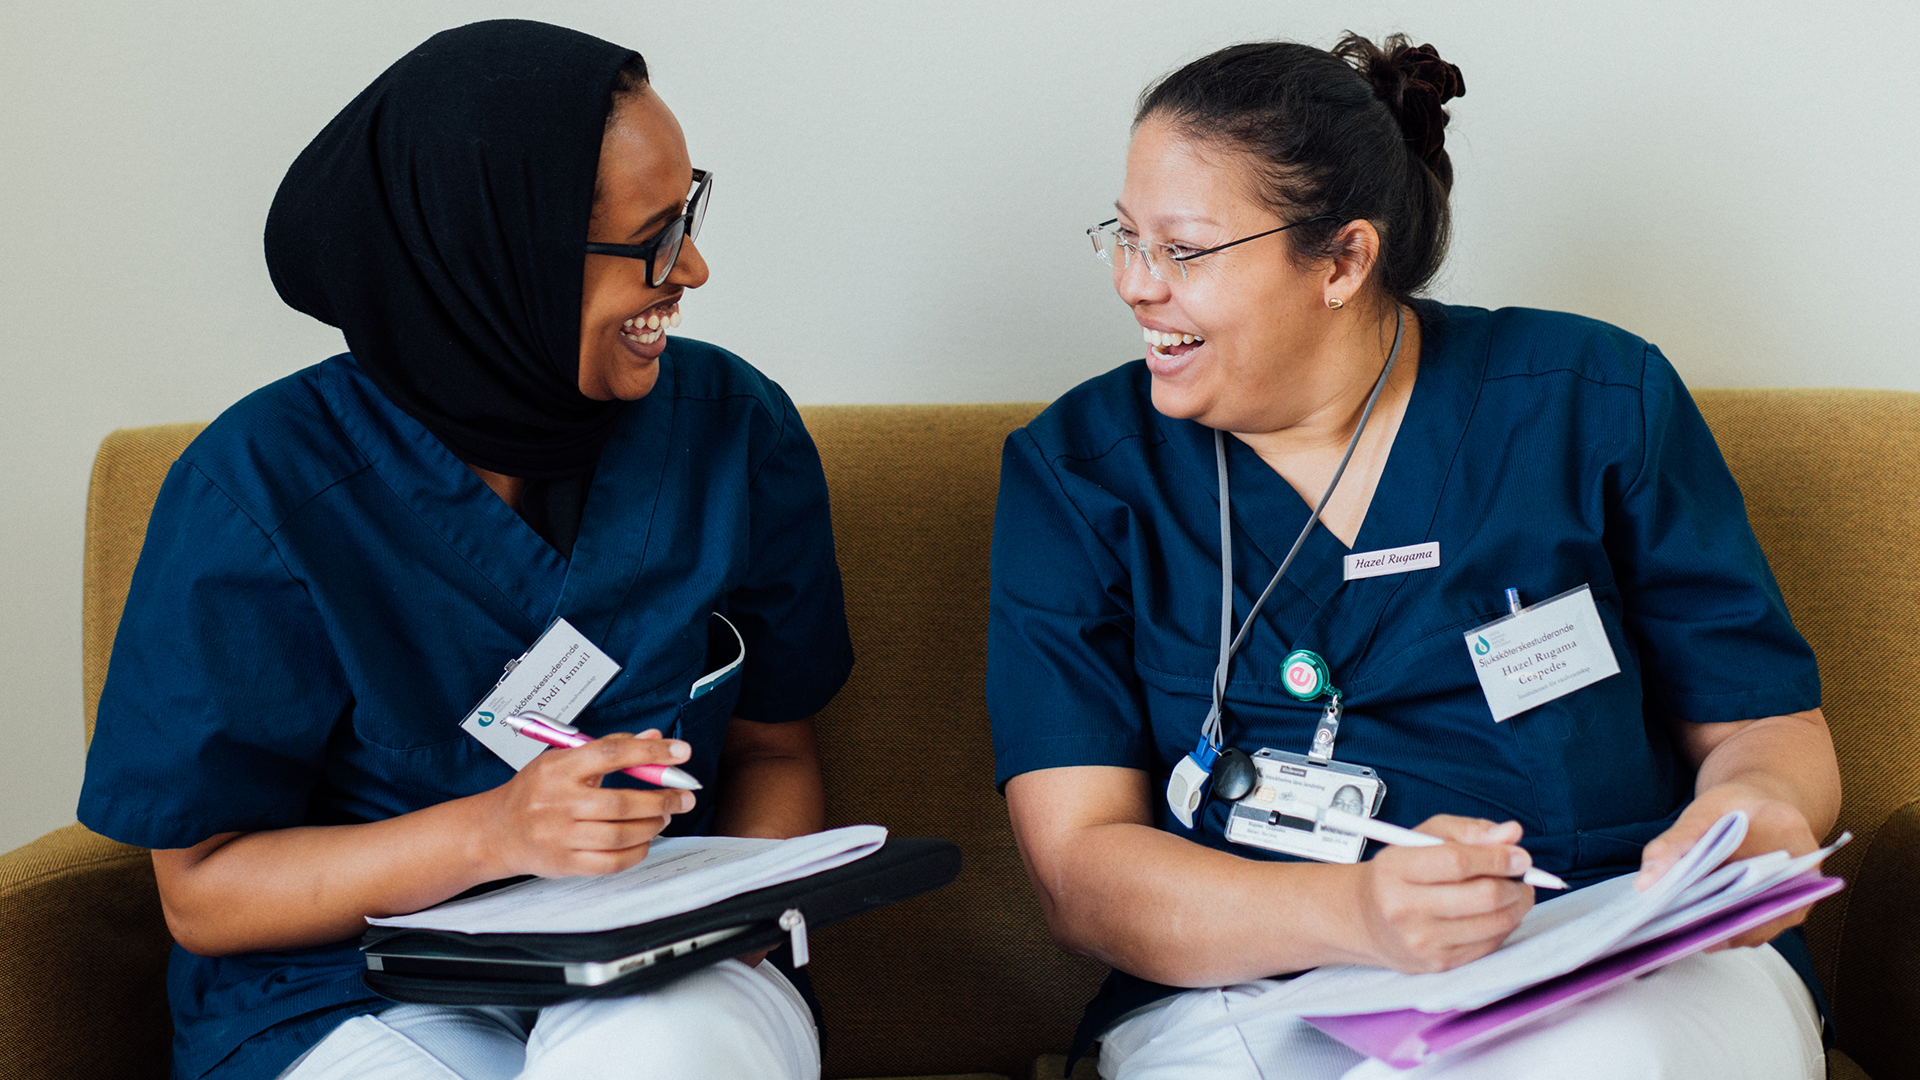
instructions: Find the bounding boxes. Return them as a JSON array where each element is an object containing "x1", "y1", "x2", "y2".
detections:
[
  {"x1": 1830, "y1": 797, "x2": 1920, "y2": 1080},
  {"x1": 0, "y1": 823, "x2": 172, "y2": 1080}
]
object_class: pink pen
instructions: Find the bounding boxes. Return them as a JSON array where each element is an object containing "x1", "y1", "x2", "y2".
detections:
[{"x1": 501, "y1": 713, "x2": 703, "y2": 790}]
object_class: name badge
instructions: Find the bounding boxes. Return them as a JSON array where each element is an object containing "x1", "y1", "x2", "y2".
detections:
[
  {"x1": 461, "y1": 617, "x2": 623, "y2": 768},
  {"x1": 1464, "y1": 584, "x2": 1620, "y2": 722},
  {"x1": 1224, "y1": 749, "x2": 1386, "y2": 864},
  {"x1": 1343, "y1": 541, "x2": 1440, "y2": 581}
]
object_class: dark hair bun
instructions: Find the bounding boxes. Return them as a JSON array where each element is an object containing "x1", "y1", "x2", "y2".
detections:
[
  {"x1": 1135, "y1": 35, "x2": 1463, "y2": 304},
  {"x1": 1334, "y1": 34, "x2": 1465, "y2": 185}
]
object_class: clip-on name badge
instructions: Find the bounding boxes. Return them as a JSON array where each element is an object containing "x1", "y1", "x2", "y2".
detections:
[
  {"x1": 1171, "y1": 647, "x2": 1390, "y2": 865},
  {"x1": 461, "y1": 618, "x2": 622, "y2": 769},
  {"x1": 1225, "y1": 750, "x2": 1384, "y2": 863},
  {"x1": 1218, "y1": 650, "x2": 1386, "y2": 864},
  {"x1": 1464, "y1": 584, "x2": 1620, "y2": 722}
]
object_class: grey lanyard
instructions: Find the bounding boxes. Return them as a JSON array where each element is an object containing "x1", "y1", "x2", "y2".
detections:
[{"x1": 1200, "y1": 305, "x2": 1406, "y2": 749}]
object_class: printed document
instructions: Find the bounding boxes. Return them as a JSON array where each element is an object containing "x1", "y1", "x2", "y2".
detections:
[
  {"x1": 1200, "y1": 812, "x2": 1844, "y2": 1038},
  {"x1": 368, "y1": 824, "x2": 888, "y2": 935}
]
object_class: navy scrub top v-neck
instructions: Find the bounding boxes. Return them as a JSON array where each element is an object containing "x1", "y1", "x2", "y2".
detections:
[
  {"x1": 986, "y1": 300, "x2": 1822, "y2": 1042},
  {"x1": 78, "y1": 338, "x2": 854, "y2": 1080}
]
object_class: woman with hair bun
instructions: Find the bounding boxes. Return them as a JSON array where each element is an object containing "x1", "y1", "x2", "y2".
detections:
[{"x1": 988, "y1": 34, "x2": 1835, "y2": 1078}]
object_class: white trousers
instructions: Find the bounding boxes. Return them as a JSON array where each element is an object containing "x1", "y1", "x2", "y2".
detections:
[
  {"x1": 1099, "y1": 944, "x2": 1823, "y2": 1080},
  {"x1": 280, "y1": 959, "x2": 819, "y2": 1080}
]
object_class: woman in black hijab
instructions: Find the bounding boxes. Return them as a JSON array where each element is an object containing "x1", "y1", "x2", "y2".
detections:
[{"x1": 78, "y1": 20, "x2": 851, "y2": 1080}]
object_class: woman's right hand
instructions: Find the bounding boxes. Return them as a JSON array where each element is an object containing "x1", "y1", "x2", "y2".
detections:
[
  {"x1": 154, "y1": 729, "x2": 699, "y2": 957},
  {"x1": 1006, "y1": 767, "x2": 1538, "y2": 985},
  {"x1": 471, "y1": 728, "x2": 697, "y2": 880},
  {"x1": 1349, "y1": 815, "x2": 1536, "y2": 973}
]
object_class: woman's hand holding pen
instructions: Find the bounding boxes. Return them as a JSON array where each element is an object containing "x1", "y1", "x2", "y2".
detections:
[
  {"x1": 473, "y1": 728, "x2": 696, "y2": 880},
  {"x1": 1349, "y1": 815, "x2": 1536, "y2": 974},
  {"x1": 151, "y1": 731, "x2": 699, "y2": 957}
]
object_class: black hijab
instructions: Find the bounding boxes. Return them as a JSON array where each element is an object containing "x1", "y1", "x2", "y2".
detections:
[{"x1": 265, "y1": 20, "x2": 637, "y2": 482}]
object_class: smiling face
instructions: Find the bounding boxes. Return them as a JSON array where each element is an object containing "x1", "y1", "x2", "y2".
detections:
[
  {"x1": 577, "y1": 88, "x2": 710, "y2": 401},
  {"x1": 1114, "y1": 116, "x2": 1351, "y2": 432}
]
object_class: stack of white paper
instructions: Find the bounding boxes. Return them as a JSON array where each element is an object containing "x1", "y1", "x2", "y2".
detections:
[
  {"x1": 1207, "y1": 811, "x2": 1845, "y2": 1025},
  {"x1": 368, "y1": 824, "x2": 889, "y2": 935}
]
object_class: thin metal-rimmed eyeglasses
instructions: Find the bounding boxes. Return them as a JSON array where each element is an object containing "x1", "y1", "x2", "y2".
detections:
[
  {"x1": 584, "y1": 168, "x2": 712, "y2": 287},
  {"x1": 1087, "y1": 215, "x2": 1333, "y2": 282}
]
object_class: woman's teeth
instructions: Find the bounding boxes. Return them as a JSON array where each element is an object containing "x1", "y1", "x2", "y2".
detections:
[
  {"x1": 621, "y1": 307, "x2": 682, "y2": 344},
  {"x1": 1143, "y1": 327, "x2": 1202, "y2": 358}
]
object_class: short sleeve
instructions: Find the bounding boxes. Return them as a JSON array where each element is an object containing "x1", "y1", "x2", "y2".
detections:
[
  {"x1": 1605, "y1": 348, "x2": 1821, "y2": 724},
  {"x1": 986, "y1": 427, "x2": 1153, "y2": 787},
  {"x1": 78, "y1": 462, "x2": 350, "y2": 849},
  {"x1": 726, "y1": 393, "x2": 854, "y2": 724}
]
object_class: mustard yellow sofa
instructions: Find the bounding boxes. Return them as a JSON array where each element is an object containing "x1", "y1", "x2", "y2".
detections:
[{"x1": 2, "y1": 392, "x2": 1915, "y2": 1080}]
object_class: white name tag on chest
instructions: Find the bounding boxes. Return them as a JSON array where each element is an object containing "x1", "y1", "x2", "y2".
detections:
[
  {"x1": 1464, "y1": 584, "x2": 1620, "y2": 722},
  {"x1": 1344, "y1": 541, "x2": 1440, "y2": 580},
  {"x1": 460, "y1": 618, "x2": 623, "y2": 768}
]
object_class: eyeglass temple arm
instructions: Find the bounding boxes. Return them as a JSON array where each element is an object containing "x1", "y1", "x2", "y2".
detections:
[{"x1": 1171, "y1": 215, "x2": 1338, "y2": 263}]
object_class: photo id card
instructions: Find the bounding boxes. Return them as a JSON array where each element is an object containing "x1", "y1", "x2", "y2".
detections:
[
  {"x1": 1224, "y1": 749, "x2": 1385, "y2": 864},
  {"x1": 1464, "y1": 584, "x2": 1620, "y2": 722},
  {"x1": 460, "y1": 618, "x2": 622, "y2": 769}
]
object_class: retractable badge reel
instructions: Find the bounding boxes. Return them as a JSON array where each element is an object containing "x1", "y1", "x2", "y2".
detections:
[
  {"x1": 1282, "y1": 650, "x2": 1341, "y2": 761},
  {"x1": 1172, "y1": 653, "x2": 1331, "y2": 809},
  {"x1": 1166, "y1": 648, "x2": 1351, "y2": 828}
]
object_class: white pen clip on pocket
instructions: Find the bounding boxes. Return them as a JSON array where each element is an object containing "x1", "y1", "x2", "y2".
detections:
[{"x1": 690, "y1": 612, "x2": 745, "y2": 701}]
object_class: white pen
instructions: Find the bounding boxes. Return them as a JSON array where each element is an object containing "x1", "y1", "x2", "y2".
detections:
[{"x1": 1321, "y1": 807, "x2": 1568, "y2": 889}]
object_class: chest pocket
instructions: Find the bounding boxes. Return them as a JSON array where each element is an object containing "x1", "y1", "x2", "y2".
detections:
[
  {"x1": 674, "y1": 612, "x2": 745, "y2": 741},
  {"x1": 658, "y1": 613, "x2": 746, "y2": 800}
]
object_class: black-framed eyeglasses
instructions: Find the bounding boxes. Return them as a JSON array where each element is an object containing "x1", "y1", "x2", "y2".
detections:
[
  {"x1": 1088, "y1": 214, "x2": 1334, "y2": 282},
  {"x1": 585, "y1": 168, "x2": 712, "y2": 287}
]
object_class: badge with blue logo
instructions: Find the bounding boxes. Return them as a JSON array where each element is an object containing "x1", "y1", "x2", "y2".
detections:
[
  {"x1": 1464, "y1": 584, "x2": 1620, "y2": 721},
  {"x1": 459, "y1": 618, "x2": 622, "y2": 769}
]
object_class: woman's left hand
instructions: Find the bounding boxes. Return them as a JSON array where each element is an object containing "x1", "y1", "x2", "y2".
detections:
[
  {"x1": 1635, "y1": 781, "x2": 1819, "y2": 948},
  {"x1": 1635, "y1": 708, "x2": 1840, "y2": 950}
]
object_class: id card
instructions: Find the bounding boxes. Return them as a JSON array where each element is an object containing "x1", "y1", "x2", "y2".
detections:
[
  {"x1": 460, "y1": 618, "x2": 622, "y2": 769},
  {"x1": 1464, "y1": 584, "x2": 1620, "y2": 722},
  {"x1": 1224, "y1": 749, "x2": 1385, "y2": 864}
]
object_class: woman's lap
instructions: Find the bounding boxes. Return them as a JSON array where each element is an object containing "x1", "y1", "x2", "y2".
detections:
[
  {"x1": 280, "y1": 960, "x2": 819, "y2": 1080},
  {"x1": 1100, "y1": 943, "x2": 1823, "y2": 1080}
]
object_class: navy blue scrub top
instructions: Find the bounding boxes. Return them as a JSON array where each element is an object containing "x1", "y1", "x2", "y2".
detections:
[
  {"x1": 986, "y1": 301, "x2": 1823, "y2": 1046},
  {"x1": 78, "y1": 340, "x2": 854, "y2": 1080}
]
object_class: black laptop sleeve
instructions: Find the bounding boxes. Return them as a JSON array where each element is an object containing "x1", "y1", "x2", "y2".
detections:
[{"x1": 360, "y1": 836, "x2": 960, "y2": 1007}]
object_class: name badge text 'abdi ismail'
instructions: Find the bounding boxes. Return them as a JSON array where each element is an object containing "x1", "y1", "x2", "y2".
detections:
[{"x1": 460, "y1": 618, "x2": 622, "y2": 768}]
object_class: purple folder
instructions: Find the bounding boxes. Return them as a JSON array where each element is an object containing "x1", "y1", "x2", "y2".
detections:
[{"x1": 1303, "y1": 871, "x2": 1842, "y2": 1070}]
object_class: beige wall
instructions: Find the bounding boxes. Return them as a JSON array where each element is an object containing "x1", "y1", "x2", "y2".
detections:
[{"x1": 3, "y1": 0, "x2": 1915, "y2": 853}]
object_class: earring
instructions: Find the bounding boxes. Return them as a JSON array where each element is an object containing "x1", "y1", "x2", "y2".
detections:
[{"x1": 1326, "y1": 297, "x2": 1344, "y2": 310}]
